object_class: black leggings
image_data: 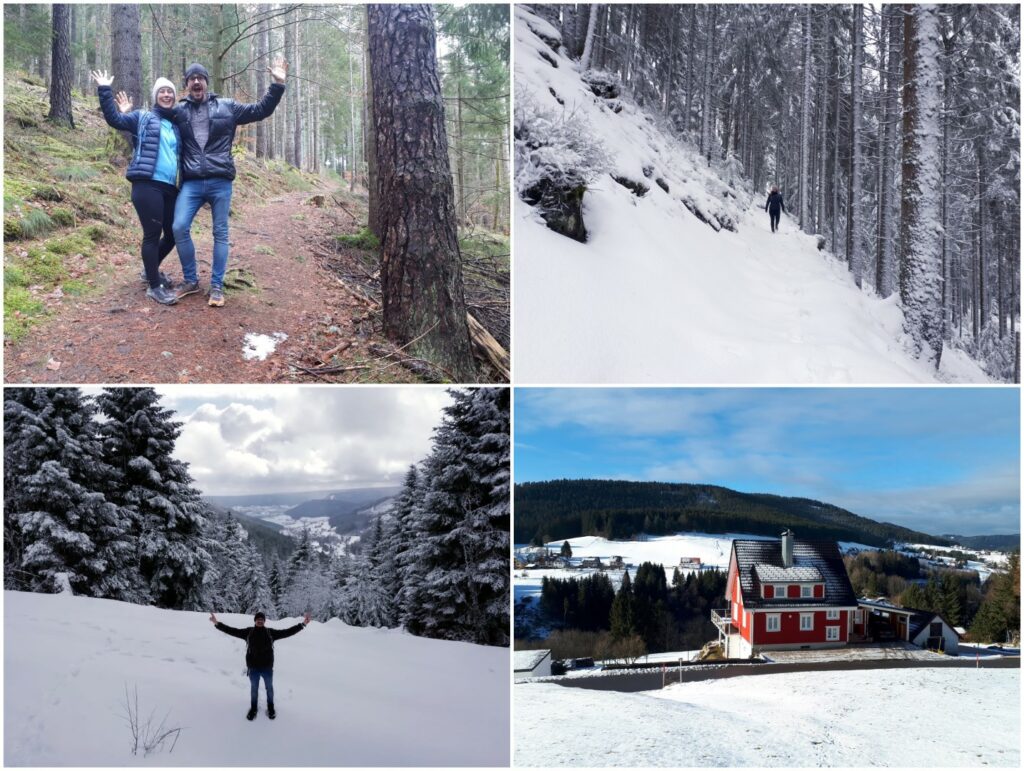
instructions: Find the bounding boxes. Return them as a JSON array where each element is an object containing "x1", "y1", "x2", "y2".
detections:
[
  {"x1": 769, "y1": 210, "x2": 781, "y2": 232},
  {"x1": 131, "y1": 180, "x2": 178, "y2": 288}
]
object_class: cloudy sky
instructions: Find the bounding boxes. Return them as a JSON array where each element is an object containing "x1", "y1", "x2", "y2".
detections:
[
  {"x1": 144, "y1": 387, "x2": 451, "y2": 496},
  {"x1": 515, "y1": 388, "x2": 1020, "y2": 537}
]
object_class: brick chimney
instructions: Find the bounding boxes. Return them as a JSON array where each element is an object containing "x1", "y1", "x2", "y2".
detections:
[{"x1": 781, "y1": 529, "x2": 794, "y2": 568}]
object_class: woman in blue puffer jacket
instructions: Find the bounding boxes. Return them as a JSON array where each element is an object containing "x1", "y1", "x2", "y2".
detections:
[{"x1": 92, "y1": 70, "x2": 181, "y2": 305}]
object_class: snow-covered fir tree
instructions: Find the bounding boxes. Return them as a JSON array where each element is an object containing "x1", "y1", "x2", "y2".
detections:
[
  {"x1": 407, "y1": 388, "x2": 510, "y2": 646},
  {"x1": 4, "y1": 388, "x2": 137, "y2": 600},
  {"x1": 95, "y1": 388, "x2": 209, "y2": 610}
]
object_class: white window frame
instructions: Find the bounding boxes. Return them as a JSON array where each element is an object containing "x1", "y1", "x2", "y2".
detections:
[
  {"x1": 800, "y1": 612, "x2": 814, "y2": 631},
  {"x1": 775, "y1": 584, "x2": 788, "y2": 598},
  {"x1": 826, "y1": 626, "x2": 840, "y2": 641},
  {"x1": 766, "y1": 613, "x2": 781, "y2": 632},
  {"x1": 801, "y1": 584, "x2": 813, "y2": 598},
  {"x1": 826, "y1": 609, "x2": 840, "y2": 620}
]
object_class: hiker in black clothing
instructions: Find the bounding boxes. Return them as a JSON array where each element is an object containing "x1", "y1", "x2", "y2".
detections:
[
  {"x1": 765, "y1": 186, "x2": 785, "y2": 233},
  {"x1": 210, "y1": 610, "x2": 311, "y2": 720}
]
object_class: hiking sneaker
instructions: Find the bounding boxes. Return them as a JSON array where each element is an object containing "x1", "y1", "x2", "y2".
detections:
[
  {"x1": 267, "y1": 704, "x2": 276, "y2": 720},
  {"x1": 146, "y1": 285, "x2": 179, "y2": 306},
  {"x1": 208, "y1": 286, "x2": 225, "y2": 307},
  {"x1": 246, "y1": 706, "x2": 257, "y2": 721},
  {"x1": 176, "y1": 280, "x2": 201, "y2": 299}
]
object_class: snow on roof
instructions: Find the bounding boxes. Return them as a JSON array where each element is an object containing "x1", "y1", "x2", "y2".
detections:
[
  {"x1": 734, "y1": 539, "x2": 856, "y2": 608},
  {"x1": 515, "y1": 649, "x2": 552, "y2": 672},
  {"x1": 754, "y1": 564, "x2": 823, "y2": 582}
]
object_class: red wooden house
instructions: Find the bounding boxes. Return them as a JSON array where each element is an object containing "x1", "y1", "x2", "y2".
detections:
[{"x1": 711, "y1": 530, "x2": 860, "y2": 658}]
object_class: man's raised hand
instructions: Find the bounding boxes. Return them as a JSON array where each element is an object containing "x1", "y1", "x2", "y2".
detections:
[
  {"x1": 114, "y1": 91, "x2": 133, "y2": 114},
  {"x1": 268, "y1": 56, "x2": 288, "y2": 84},
  {"x1": 303, "y1": 611, "x2": 312, "y2": 625},
  {"x1": 90, "y1": 70, "x2": 114, "y2": 87},
  {"x1": 209, "y1": 612, "x2": 218, "y2": 624}
]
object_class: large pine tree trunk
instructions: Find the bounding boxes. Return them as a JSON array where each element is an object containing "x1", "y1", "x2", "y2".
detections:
[
  {"x1": 900, "y1": 4, "x2": 944, "y2": 368},
  {"x1": 364, "y1": 6, "x2": 380, "y2": 237},
  {"x1": 291, "y1": 11, "x2": 303, "y2": 170},
  {"x1": 47, "y1": 4, "x2": 75, "y2": 128},
  {"x1": 255, "y1": 6, "x2": 269, "y2": 159},
  {"x1": 367, "y1": 4, "x2": 475, "y2": 380},
  {"x1": 111, "y1": 4, "x2": 142, "y2": 108}
]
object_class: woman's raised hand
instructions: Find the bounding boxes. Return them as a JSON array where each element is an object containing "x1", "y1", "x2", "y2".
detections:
[
  {"x1": 114, "y1": 91, "x2": 133, "y2": 114},
  {"x1": 268, "y1": 56, "x2": 288, "y2": 84},
  {"x1": 90, "y1": 69, "x2": 114, "y2": 87}
]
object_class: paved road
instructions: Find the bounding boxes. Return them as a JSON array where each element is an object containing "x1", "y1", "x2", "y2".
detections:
[{"x1": 544, "y1": 655, "x2": 1020, "y2": 692}]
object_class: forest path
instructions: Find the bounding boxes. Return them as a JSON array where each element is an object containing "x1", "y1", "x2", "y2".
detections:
[{"x1": 4, "y1": 183, "x2": 384, "y2": 384}]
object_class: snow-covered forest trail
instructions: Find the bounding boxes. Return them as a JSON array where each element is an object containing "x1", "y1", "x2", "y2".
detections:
[
  {"x1": 4, "y1": 591, "x2": 509, "y2": 766},
  {"x1": 515, "y1": 190, "x2": 989, "y2": 384}
]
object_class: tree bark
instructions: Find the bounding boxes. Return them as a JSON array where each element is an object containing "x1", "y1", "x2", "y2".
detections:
[
  {"x1": 367, "y1": 4, "x2": 475, "y2": 380},
  {"x1": 47, "y1": 4, "x2": 75, "y2": 128},
  {"x1": 365, "y1": 6, "x2": 380, "y2": 237},
  {"x1": 111, "y1": 4, "x2": 142, "y2": 108}
]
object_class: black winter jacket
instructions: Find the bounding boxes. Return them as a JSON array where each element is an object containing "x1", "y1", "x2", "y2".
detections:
[
  {"x1": 215, "y1": 620, "x2": 304, "y2": 669},
  {"x1": 765, "y1": 191, "x2": 786, "y2": 214},
  {"x1": 97, "y1": 86, "x2": 181, "y2": 183},
  {"x1": 176, "y1": 83, "x2": 285, "y2": 181}
]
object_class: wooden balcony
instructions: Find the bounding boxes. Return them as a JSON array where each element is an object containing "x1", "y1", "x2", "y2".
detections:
[{"x1": 711, "y1": 608, "x2": 737, "y2": 634}]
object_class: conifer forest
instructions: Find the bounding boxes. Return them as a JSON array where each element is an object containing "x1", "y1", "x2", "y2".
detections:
[{"x1": 3, "y1": 387, "x2": 511, "y2": 647}]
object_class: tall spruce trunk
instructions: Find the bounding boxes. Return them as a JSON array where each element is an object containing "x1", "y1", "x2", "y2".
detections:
[
  {"x1": 849, "y1": 4, "x2": 864, "y2": 287},
  {"x1": 900, "y1": 4, "x2": 944, "y2": 368},
  {"x1": 111, "y1": 4, "x2": 142, "y2": 108},
  {"x1": 799, "y1": 5, "x2": 813, "y2": 229},
  {"x1": 367, "y1": 4, "x2": 475, "y2": 380},
  {"x1": 47, "y1": 5, "x2": 75, "y2": 128}
]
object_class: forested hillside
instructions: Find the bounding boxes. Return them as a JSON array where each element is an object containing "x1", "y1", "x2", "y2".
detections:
[
  {"x1": 515, "y1": 4, "x2": 1019, "y2": 382},
  {"x1": 514, "y1": 479, "x2": 948, "y2": 547},
  {"x1": 4, "y1": 4, "x2": 510, "y2": 383}
]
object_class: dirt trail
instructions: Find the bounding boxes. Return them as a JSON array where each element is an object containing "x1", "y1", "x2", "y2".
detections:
[{"x1": 4, "y1": 184, "x2": 389, "y2": 384}]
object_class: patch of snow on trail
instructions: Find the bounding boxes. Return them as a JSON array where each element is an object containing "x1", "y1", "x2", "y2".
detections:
[{"x1": 242, "y1": 332, "x2": 288, "y2": 361}]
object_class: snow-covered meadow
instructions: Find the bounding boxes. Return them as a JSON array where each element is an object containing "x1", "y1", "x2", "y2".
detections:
[
  {"x1": 513, "y1": 7, "x2": 994, "y2": 384},
  {"x1": 4, "y1": 591, "x2": 509, "y2": 766},
  {"x1": 515, "y1": 668, "x2": 1020, "y2": 766}
]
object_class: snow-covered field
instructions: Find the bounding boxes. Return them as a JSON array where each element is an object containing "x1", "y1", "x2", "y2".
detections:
[
  {"x1": 4, "y1": 591, "x2": 509, "y2": 766},
  {"x1": 515, "y1": 668, "x2": 1019, "y2": 766},
  {"x1": 514, "y1": 7, "x2": 993, "y2": 384}
]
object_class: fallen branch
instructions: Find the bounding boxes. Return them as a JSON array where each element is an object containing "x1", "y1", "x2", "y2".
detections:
[
  {"x1": 466, "y1": 313, "x2": 510, "y2": 381},
  {"x1": 331, "y1": 195, "x2": 360, "y2": 221},
  {"x1": 334, "y1": 277, "x2": 379, "y2": 310},
  {"x1": 317, "y1": 339, "x2": 352, "y2": 363}
]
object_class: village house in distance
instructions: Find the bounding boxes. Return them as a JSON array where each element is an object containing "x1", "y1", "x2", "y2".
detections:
[{"x1": 713, "y1": 530, "x2": 962, "y2": 658}]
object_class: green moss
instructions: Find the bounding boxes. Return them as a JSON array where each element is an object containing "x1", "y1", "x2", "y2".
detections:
[
  {"x1": 28, "y1": 249, "x2": 67, "y2": 282},
  {"x1": 50, "y1": 207, "x2": 76, "y2": 227},
  {"x1": 31, "y1": 184, "x2": 64, "y2": 202},
  {"x1": 45, "y1": 232, "x2": 93, "y2": 257},
  {"x1": 4, "y1": 286, "x2": 47, "y2": 342},
  {"x1": 4, "y1": 217, "x2": 24, "y2": 240},
  {"x1": 253, "y1": 245, "x2": 275, "y2": 256},
  {"x1": 81, "y1": 223, "x2": 107, "y2": 242},
  {"x1": 4, "y1": 265, "x2": 28, "y2": 288},
  {"x1": 62, "y1": 279, "x2": 89, "y2": 296},
  {"x1": 53, "y1": 165, "x2": 99, "y2": 182},
  {"x1": 335, "y1": 227, "x2": 381, "y2": 251}
]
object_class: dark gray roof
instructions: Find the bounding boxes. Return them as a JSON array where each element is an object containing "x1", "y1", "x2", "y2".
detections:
[{"x1": 733, "y1": 538, "x2": 857, "y2": 609}]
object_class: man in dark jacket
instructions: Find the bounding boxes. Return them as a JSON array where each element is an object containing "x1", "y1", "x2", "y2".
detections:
[
  {"x1": 765, "y1": 186, "x2": 785, "y2": 233},
  {"x1": 172, "y1": 58, "x2": 288, "y2": 307},
  {"x1": 210, "y1": 610, "x2": 310, "y2": 720}
]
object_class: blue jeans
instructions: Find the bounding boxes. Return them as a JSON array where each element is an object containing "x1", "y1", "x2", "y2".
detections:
[
  {"x1": 248, "y1": 668, "x2": 273, "y2": 708},
  {"x1": 173, "y1": 178, "x2": 233, "y2": 288}
]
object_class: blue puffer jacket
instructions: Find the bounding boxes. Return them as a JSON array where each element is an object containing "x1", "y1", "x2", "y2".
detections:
[{"x1": 97, "y1": 85, "x2": 181, "y2": 183}]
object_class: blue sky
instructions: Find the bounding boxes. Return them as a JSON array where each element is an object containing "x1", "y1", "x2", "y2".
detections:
[{"x1": 515, "y1": 388, "x2": 1021, "y2": 537}]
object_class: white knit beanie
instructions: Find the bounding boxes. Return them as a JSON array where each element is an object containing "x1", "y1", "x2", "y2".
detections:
[{"x1": 151, "y1": 77, "x2": 177, "y2": 106}]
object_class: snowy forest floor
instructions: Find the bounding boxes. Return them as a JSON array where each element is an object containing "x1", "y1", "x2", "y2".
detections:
[
  {"x1": 4, "y1": 591, "x2": 510, "y2": 766},
  {"x1": 4, "y1": 73, "x2": 510, "y2": 384}
]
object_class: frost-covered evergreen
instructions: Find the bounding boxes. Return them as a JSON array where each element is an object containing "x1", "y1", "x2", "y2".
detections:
[
  {"x1": 393, "y1": 465, "x2": 427, "y2": 633},
  {"x1": 408, "y1": 388, "x2": 510, "y2": 646},
  {"x1": 4, "y1": 388, "x2": 136, "y2": 600},
  {"x1": 95, "y1": 388, "x2": 209, "y2": 609}
]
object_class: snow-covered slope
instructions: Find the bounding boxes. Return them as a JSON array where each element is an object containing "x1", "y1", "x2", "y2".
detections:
[
  {"x1": 4, "y1": 591, "x2": 509, "y2": 766},
  {"x1": 515, "y1": 668, "x2": 1019, "y2": 766},
  {"x1": 514, "y1": 7, "x2": 992, "y2": 384}
]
